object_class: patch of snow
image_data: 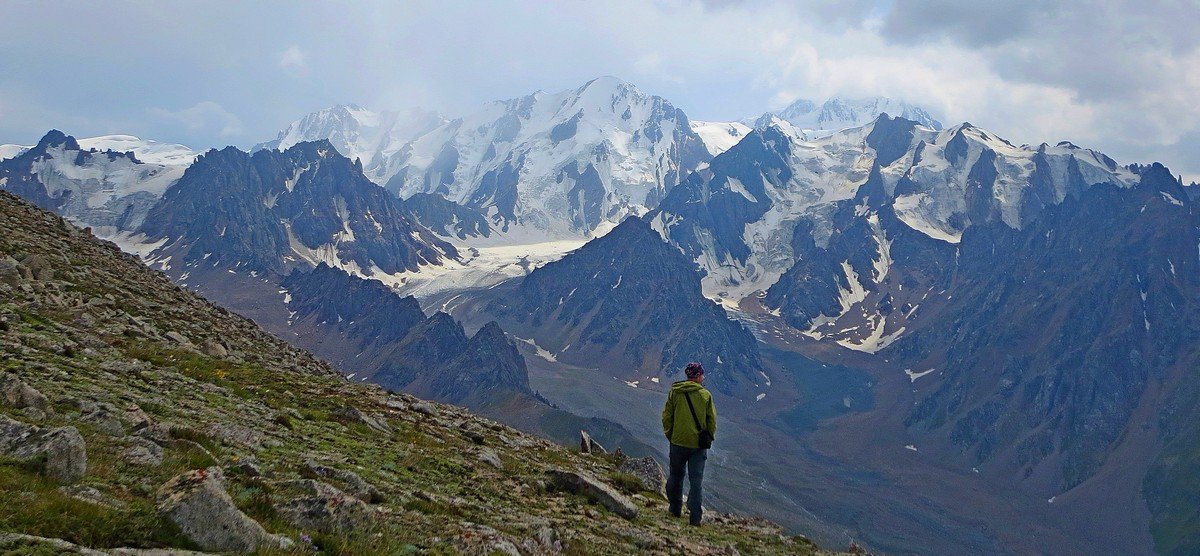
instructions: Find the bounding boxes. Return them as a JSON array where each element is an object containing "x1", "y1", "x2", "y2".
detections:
[
  {"x1": 514, "y1": 337, "x2": 558, "y2": 362},
  {"x1": 904, "y1": 368, "x2": 936, "y2": 382}
]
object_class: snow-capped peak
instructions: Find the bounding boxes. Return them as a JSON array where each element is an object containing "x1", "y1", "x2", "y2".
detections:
[
  {"x1": 756, "y1": 96, "x2": 942, "y2": 137},
  {"x1": 1, "y1": 135, "x2": 198, "y2": 166},
  {"x1": 253, "y1": 104, "x2": 447, "y2": 182}
]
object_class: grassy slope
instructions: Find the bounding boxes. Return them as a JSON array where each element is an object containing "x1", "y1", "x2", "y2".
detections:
[{"x1": 0, "y1": 190, "x2": 827, "y2": 554}]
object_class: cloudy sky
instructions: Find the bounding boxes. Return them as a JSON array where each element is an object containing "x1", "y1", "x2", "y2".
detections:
[{"x1": 2, "y1": 0, "x2": 1197, "y2": 179}]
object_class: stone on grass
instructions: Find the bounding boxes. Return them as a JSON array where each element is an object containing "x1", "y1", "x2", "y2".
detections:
[
  {"x1": 156, "y1": 467, "x2": 291, "y2": 552},
  {"x1": 0, "y1": 533, "x2": 106, "y2": 555},
  {"x1": 618, "y1": 456, "x2": 666, "y2": 496},
  {"x1": 547, "y1": 469, "x2": 638, "y2": 519},
  {"x1": 477, "y1": 448, "x2": 503, "y2": 470},
  {"x1": 0, "y1": 415, "x2": 87, "y2": 483},
  {"x1": 0, "y1": 372, "x2": 50, "y2": 412},
  {"x1": 580, "y1": 430, "x2": 606, "y2": 454},
  {"x1": 302, "y1": 460, "x2": 384, "y2": 503},
  {"x1": 273, "y1": 479, "x2": 376, "y2": 533},
  {"x1": 122, "y1": 436, "x2": 164, "y2": 467},
  {"x1": 331, "y1": 405, "x2": 392, "y2": 433}
]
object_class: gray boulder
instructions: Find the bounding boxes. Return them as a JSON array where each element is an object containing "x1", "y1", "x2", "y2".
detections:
[
  {"x1": 81, "y1": 403, "x2": 124, "y2": 436},
  {"x1": 477, "y1": 448, "x2": 503, "y2": 470},
  {"x1": 302, "y1": 460, "x2": 384, "y2": 503},
  {"x1": 579, "y1": 430, "x2": 606, "y2": 454},
  {"x1": 122, "y1": 436, "x2": 164, "y2": 467},
  {"x1": 273, "y1": 479, "x2": 375, "y2": 533},
  {"x1": 156, "y1": 467, "x2": 291, "y2": 552},
  {"x1": 0, "y1": 533, "x2": 106, "y2": 555},
  {"x1": 618, "y1": 456, "x2": 666, "y2": 496},
  {"x1": 547, "y1": 469, "x2": 638, "y2": 519},
  {"x1": 0, "y1": 415, "x2": 86, "y2": 483},
  {"x1": 0, "y1": 372, "x2": 50, "y2": 412},
  {"x1": 0, "y1": 257, "x2": 20, "y2": 287},
  {"x1": 331, "y1": 405, "x2": 392, "y2": 433}
]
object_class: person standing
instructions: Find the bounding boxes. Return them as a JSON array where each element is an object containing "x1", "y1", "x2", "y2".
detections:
[{"x1": 661, "y1": 362, "x2": 717, "y2": 526}]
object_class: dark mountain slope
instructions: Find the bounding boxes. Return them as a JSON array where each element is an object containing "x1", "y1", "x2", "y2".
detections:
[
  {"x1": 140, "y1": 140, "x2": 454, "y2": 275},
  {"x1": 884, "y1": 164, "x2": 1200, "y2": 552},
  {"x1": 485, "y1": 216, "x2": 765, "y2": 397}
]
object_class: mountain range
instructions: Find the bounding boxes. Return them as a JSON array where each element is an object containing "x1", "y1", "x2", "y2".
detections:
[{"x1": 3, "y1": 75, "x2": 1198, "y2": 554}]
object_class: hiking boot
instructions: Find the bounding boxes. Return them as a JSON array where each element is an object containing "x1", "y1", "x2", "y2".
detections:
[{"x1": 669, "y1": 507, "x2": 682, "y2": 518}]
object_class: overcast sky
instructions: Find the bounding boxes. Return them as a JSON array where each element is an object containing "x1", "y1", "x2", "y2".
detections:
[{"x1": 1, "y1": 0, "x2": 1197, "y2": 180}]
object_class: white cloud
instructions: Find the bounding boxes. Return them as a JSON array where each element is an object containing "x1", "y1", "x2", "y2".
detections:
[
  {"x1": 279, "y1": 45, "x2": 306, "y2": 73},
  {"x1": 148, "y1": 101, "x2": 244, "y2": 137},
  {"x1": 1, "y1": 0, "x2": 1197, "y2": 178}
]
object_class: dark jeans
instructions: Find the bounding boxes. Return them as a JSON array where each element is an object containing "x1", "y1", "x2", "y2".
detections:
[{"x1": 666, "y1": 443, "x2": 707, "y2": 524}]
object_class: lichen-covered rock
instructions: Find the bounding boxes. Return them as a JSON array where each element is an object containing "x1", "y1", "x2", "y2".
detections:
[
  {"x1": 0, "y1": 533, "x2": 106, "y2": 555},
  {"x1": 454, "y1": 522, "x2": 521, "y2": 556},
  {"x1": 302, "y1": 460, "x2": 384, "y2": 503},
  {"x1": 547, "y1": 469, "x2": 638, "y2": 519},
  {"x1": 0, "y1": 415, "x2": 87, "y2": 483},
  {"x1": 273, "y1": 479, "x2": 375, "y2": 533},
  {"x1": 156, "y1": 467, "x2": 291, "y2": 552},
  {"x1": 81, "y1": 403, "x2": 125, "y2": 436},
  {"x1": 59, "y1": 484, "x2": 126, "y2": 509},
  {"x1": 477, "y1": 448, "x2": 503, "y2": 470},
  {"x1": 618, "y1": 456, "x2": 666, "y2": 496},
  {"x1": 0, "y1": 372, "x2": 50, "y2": 412},
  {"x1": 331, "y1": 405, "x2": 392, "y2": 433},
  {"x1": 122, "y1": 436, "x2": 164, "y2": 466}
]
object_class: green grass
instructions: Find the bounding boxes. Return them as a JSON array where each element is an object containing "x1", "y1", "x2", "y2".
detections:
[{"x1": 0, "y1": 458, "x2": 194, "y2": 550}]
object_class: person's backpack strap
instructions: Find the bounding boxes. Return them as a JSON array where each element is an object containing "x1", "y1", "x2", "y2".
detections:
[
  {"x1": 684, "y1": 392, "x2": 706, "y2": 435},
  {"x1": 684, "y1": 392, "x2": 714, "y2": 448}
]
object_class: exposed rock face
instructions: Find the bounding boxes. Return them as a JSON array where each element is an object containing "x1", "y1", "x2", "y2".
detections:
[
  {"x1": 0, "y1": 415, "x2": 86, "y2": 483},
  {"x1": 547, "y1": 469, "x2": 639, "y2": 520},
  {"x1": 893, "y1": 165, "x2": 1200, "y2": 496},
  {"x1": 156, "y1": 467, "x2": 291, "y2": 552},
  {"x1": 486, "y1": 216, "x2": 764, "y2": 396},
  {"x1": 121, "y1": 436, "x2": 164, "y2": 467},
  {"x1": 138, "y1": 140, "x2": 454, "y2": 275},
  {"x1": 273, "y1": 479, "x2": 375, "y2": 533},
  {"x1": 404, "y1": 192, "x2": 493, "y2": 240}
]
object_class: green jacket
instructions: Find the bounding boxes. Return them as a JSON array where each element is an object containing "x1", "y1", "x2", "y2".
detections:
[{"x1": 662, "y1": 380, "x2": 717, "y2": 449}]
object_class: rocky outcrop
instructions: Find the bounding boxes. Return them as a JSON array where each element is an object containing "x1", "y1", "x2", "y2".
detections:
[
  {"x1": 331, "y1": 405, "x2": 392, "y2": 434},
  {"x1": 547, "y1": 469, "x2": 639, "y2": 520},
  {"x1": 302, "y1": 460, "x2": 384, "y2": 503},
  {"x1": 156, "y1": 467, "x2": 291, "y2": 552},
  {"x1": 580, "y1": 430, "x2": 607, "y2": 455},
  {"x1": 618, "y1": 456, "x2": 666, "y2": 496},
  {"x1": 1, "y1": 372, "x2": 50, "y2": 412},
  {"x1": 273, "y1": 479, "x2": 375, "y2": 533},
  {"x1": 0, "y1": 415, "x2": 86, "y2": 483}
]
